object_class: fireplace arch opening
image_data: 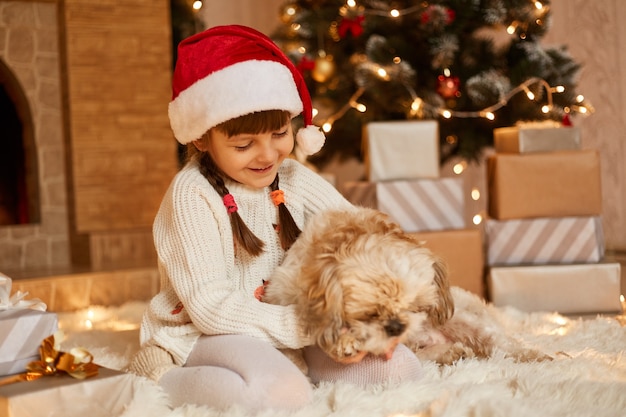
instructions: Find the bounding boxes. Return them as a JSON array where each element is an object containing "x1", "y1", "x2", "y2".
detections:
[{"x1": 0, "y1": 60, "x2": 40, "y2": 226}]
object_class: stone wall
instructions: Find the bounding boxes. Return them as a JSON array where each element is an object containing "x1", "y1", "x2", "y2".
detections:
[{"x1": 0, "y1": 1, "x2": 70, "y2": 270}]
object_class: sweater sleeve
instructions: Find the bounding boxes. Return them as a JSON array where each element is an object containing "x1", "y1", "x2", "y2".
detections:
[{"x1": 151, "y1": 168, "x2": 311, "y2": 352}]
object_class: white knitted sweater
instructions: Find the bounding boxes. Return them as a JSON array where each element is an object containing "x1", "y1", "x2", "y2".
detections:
[{"x1": 135, "y1": 158, "x2": 352, "y2": 377}]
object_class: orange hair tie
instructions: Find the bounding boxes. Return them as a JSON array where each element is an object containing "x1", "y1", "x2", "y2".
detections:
[{"x1": 270, "y1": 190, "x2": 285, "y2": 206}]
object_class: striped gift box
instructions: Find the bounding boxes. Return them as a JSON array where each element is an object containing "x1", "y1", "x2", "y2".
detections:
[
  {"x1": 343, "y1": 178, "x2": 465, "y2": 232},
  {"x1": 0, "y1": 309, "x2": 58, "y2": 376},
  {"x1": 485, "y1": 216, "x2": 605, "y2": 265}
]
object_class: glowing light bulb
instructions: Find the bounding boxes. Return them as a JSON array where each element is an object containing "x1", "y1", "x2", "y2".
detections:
[
  {"x1": 526, "y1": 90, "x2": 535, "y2": 100},
  {"x1": 192, "y1": 0, "x2": 203, "y2": 10},
  {"x1": 485, "y1": 112, "x2": 495, "y2": 120},
  {"x1": 354, "y1": 103, "x2": 367, "y2": 112},
  {"x1": 541, "y1": 105, "x2": 550, "y2": 113},
  {"x1": 322, "y1": 122, "x2": 332, "y2": 132},
  {"x1": 576, "y1": 94, "x2": 585, "y2": 103},
  {"x1": 442, "y1": 110, "x2": 452, "y2": 119},
  {"x1": 472, "y1": 214, "x2": 483, "y2": 225},
  {"x1": 453, "y1": 162, "x2": 466, "y2": 175},
  {"x1": 411, "y1": 98, "x2": 422, "y2": 111},
  {"x1": 471, "y1": 188, "x2": 480, "y2": 201},
  {"x1": 555, "y1": 85, "x2": 565, "y2": 93},
  {"x1": 377, "y1": 68, "x2": 388, "y2": 78},
  {"x1": 312, "y1": 108, "x2": 319, "y2": 118},
  {"x1": 578, "y1": 106, "x2": 588, "y2": 114},
  {"x1": 347, "y1": 0, "x2": 356, "y2": 7},
  {"x1": 506, "y1": 24, "x2": 516, "y2": 34},
  {"x1": 390, "y1": 9, "x2": 400, "y2": 17}
]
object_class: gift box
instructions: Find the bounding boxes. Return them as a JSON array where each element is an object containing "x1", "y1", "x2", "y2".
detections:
[
  {"x1": 487, "y1": 262, "x2": 622, "y2": 314},
  {"x1": 487, "y1": 150, "x2": 602, "y2": 220},
  {"x1": 410, "y1": 229, "x2": 485, "y2": 297},
  {"x1": 342, "y1": 178, "x2": 465, "y2": 232},
  {"x1": 485, "y1": 216, "x2": 605, "y2": 265},
  {"x1": 363, "y1": 120, "x2": 440, "y2": 181},
  {"x1": 0, "y1": 367, "x2": 136, "y2": 417},
  {"x1": 493, "y1": 125, "x2": 581, "y2": 153},
  {"x1": 0, "y1": 310, "x2": 58, "y2": 377}
]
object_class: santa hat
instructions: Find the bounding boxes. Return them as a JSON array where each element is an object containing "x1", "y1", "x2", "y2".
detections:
[{"x1": 168, "y1": 25, "x2": 325, "y2": 155}]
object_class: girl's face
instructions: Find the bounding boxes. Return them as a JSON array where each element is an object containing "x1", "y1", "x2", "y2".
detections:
[{"x1": 204, "y1": 122, "x2": 294, "y2": 189}]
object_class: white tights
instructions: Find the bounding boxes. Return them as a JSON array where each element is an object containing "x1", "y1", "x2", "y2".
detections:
[{"x1": 159, "y1": 335, "x2": 422, "y2": 411}]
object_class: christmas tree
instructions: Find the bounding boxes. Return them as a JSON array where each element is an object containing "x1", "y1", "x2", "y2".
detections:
[{"x1": 271, "y1": 0, "x2": 593, "y2": 168}]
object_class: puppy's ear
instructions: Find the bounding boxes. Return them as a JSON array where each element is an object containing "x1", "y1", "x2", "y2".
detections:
[
  {"x1": 429, "y1": 256, "x2": 454, "y2": 326},
  {"x1": 302, "y1": 258, "x2": 347, "y2": 350}
]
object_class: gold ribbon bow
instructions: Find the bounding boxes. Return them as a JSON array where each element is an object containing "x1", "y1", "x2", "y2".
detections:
[{"x1": 0, "y1": 332, "x2": 99, "y2": 387}]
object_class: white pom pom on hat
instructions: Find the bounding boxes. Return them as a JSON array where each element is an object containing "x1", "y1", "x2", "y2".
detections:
[{"x1": 168, "y1": 24, "x2": 325, "y2": 156}]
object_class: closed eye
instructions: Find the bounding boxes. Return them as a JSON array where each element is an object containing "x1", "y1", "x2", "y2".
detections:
[
  {"x1": 272, "y1": 128, "x2": 289, "y2": 138},
  {"x1": 234, "y1": 142, "x2": 252, "y2": 151}
]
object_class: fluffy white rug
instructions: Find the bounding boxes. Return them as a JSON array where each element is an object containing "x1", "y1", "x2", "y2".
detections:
[{"x1": 56, "y1": 300, "x2": 626, "y2": 417}]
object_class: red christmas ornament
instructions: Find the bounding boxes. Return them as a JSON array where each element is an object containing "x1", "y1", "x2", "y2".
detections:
[
  {"x1": 338, "y1": 15, "x2": 365, "y2": 38},
  {"x1": 296, "y1": 55, "x2": 315, "y2": 74},
  {"x1": 421, "y1": 5, "x2": 455, "y2": 26},
  {"x1": 437, "y1": 74, "x2": 461, "y2": 99},
  {"x1": 562, "y1": 113, "x2": 573, "y2": 126}
]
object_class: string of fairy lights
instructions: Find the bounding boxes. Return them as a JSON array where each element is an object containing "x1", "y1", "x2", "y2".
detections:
[{"x1": 291, "y1": 0, "x2": 594, "y2": 134}]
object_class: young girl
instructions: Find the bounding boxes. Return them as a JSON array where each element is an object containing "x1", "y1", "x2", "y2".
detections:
[{"x1": 128, "y1": 24, "x2": 422, "y2": 411}]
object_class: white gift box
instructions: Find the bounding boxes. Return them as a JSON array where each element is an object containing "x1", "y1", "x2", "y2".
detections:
[
  {"x1": 494, "y1": 125, "x2": 581, "y2": 153},
  {"x1": 0, "y1": 310, "x2": 58, "y2": 377},
  {"x1": 488, "y1": 263, "x2": 622, "y2": 314},
  {"x1": 0, "y1": 367, "x2": 137, "y2": 417},
  {"x1": 364, "y1": 120, "x2": 440, "y2": 181},
  {"x1": 343, "y1": 177, "x2": 465, "y2": 232},
  {"x1": 485, "y1": 216, "x2": 605, "y2": 265}
]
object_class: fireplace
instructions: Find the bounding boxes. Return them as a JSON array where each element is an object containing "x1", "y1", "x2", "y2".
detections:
[
  {"x1": 0, "y1": 1, "x2": 70, "y2": 271},
  {"x1": 0, "y1": 61, "x2": 39, "y2": 226}
]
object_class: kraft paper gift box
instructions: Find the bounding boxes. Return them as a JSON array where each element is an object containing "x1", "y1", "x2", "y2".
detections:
[
  {"x1": 487, "y1": 150, "x2": 602, "y2": 220},
  {"x1": 493, "y1": 125, "x2": 581, "y2": 153},
  {"x1": 487, "y1": 262, "x2": 622, "y2": 314},
  {"x1": 0, "y1": 367, "x2": 137, "y2": 417},
  {"x1": 409, "y1": 229, "x2": 485, "y2": 297},
  {"x1": 363, "y1": 120, "x2": 440, "y2": 181},
  {"x1": 342, "y1": 177, "x2": 465, "y2": 232},
  {"x1": 485, "y1": 216, "x2": 605, "y2": 266}
]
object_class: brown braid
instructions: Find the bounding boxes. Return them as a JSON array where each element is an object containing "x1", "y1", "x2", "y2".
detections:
[
  {"x1": 270, "y1": 175, "x2": 301, "y2": 250},
  {"x1": 197, "y1": 152, "x2": 265, "y2": 257}
]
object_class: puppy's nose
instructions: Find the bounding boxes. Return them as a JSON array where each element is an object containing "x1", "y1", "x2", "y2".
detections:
[{"x1": 384, "y1": 319, "x2": 406, "y2": 336}]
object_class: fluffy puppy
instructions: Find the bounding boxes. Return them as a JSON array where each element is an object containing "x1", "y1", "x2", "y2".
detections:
[{"x1": 264, "y1": 207, "x2": 549, "y2": 367}]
